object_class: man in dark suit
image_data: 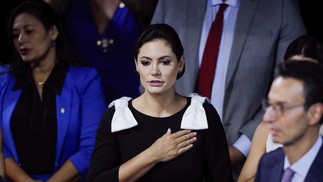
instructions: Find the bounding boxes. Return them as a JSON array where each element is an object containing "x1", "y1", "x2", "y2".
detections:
[{"x1": 255, "y1": 61, "x2": 323, "y2": 182}]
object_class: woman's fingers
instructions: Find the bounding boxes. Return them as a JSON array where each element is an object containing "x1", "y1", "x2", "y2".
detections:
[
  {"x1": 170, "y1": 129, "x2": 197, "y2": 149},
  {"x1": 171, "y1": 129, "x2": 192, "y2": 138},
  {"x1": 176, "y1": 135, "x2": 197, "y2": 149},
  {"x1": 162, "y1": 128, "x2": 172, "y2": 136},
  {"x1": 177, "y1": 143, "x2": 194, "y2": 155},
  {"x1": 175, "y1": 131, "x2": 197, "y2": 144},
  {"x1": 150, "y1": 129, "x2": 198, "y2": 162}
]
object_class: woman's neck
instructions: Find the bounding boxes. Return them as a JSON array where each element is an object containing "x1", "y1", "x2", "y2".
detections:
[
  {"x1": 31, "y1": 57, "x2": 56, "y2": 83},
  {"x1": 133, "y1": 92, "x2": 186, "y2": 117}
]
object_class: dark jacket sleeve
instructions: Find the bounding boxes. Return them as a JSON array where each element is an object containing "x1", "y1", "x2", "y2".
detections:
[
  {"x1": 203, "y1": 102, "x2": 234, "y2": 182},
  {"x1": 86, "y1": 107, "x2": 120, "y2": 182}
]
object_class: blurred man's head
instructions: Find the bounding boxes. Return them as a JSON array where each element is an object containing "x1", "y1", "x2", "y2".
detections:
[{"x1": 262, "y1": 61, "x2": 323, "y2": 146}]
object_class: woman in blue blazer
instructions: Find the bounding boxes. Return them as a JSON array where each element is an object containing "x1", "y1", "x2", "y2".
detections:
[{"x1": 0, "y1": 1, "x2": 106, "y2": 181}]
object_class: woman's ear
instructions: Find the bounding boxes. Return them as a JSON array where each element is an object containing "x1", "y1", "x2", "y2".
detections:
[
  {"x1": 50, "y1": 25, "x2": 59, "y2": 40},
  {"x1": 134, "y1": 58, "x2": 139, "y2": 72}
]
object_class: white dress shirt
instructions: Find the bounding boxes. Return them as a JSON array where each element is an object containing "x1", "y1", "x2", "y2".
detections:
[{"x1": 283, "y1": 136, "x2": 322, "y2": 182}]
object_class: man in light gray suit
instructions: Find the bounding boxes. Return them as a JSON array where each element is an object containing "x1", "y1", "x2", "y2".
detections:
[{"x1": 151, "y1": 0, "x2": 306, "y2": 179}]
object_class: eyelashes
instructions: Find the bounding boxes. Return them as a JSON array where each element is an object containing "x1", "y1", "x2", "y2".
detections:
[{"x1": 140, "y1": 58, "x2": 172, "y2": 66}]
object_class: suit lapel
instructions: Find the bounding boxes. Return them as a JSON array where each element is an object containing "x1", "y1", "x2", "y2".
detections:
[
  {"x1": 185, "y1": 0, "x2": 207, "y2": 84},
  {"x1": 55, "y1": 85, "x2": 72, "y2": 161},
  {"x1": 261, "y1": 148, "x2": 285, "y2": 181},
  {"x1": 273, "y1": 149, "x2": 285, "y2": 182},
  {"x1": 225, "y1": 0, "x2": 258, "y2": 88},
  {"x1": 305, "y1": 140, "x2": 323, "y2": 181}
]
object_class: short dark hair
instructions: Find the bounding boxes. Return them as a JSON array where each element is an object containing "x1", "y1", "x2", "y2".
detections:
[
  {"x1": 134, "y1": 23, "x2": 185, "y2": 79},
  {"x1": 284, "y1": 35, "x2": 323, "y2": 64},
  {"x1": 277, "y1": 61, "x2": 323, "y2": 124}
]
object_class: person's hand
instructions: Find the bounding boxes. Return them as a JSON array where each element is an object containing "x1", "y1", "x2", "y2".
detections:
[{"x1": 149, "y1": 129, "x2": 197, "y2": 162}]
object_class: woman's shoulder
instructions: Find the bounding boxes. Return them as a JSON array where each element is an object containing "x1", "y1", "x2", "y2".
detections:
[
  {"x1": 180, "y1": 93, "x2": 217, "y2": 130},
  {"x1": 188, "y1": 93, "x2": 211, "y2": 105},
  {"x1": 108, "y1": 97, "x2": 133, "y2": 108},
  {"x1": 0, "y1": 64, "x2": 10, "y2": 74},
  {"x1": 0, "y1": 64, "x2": 10, "y2": 69},
  {"x1": 187, "y1": 93, "x2": 218, "y2": 114},
  {"x1": 65, "y1": 65, "x2": 101, "y2": 83},
  {"x1": 68, "y1": 65, "x2": 99, "y2": 75},
  {"x1": 0, "y1": 64, "x2": 13, "y2": 82}
]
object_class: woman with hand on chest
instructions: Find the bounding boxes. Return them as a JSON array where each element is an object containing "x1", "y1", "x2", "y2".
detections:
[{"x1": 86, "y1": 23, "x2": 233, "y2": 182}]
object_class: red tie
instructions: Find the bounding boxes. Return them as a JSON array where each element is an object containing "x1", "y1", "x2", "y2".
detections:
[{"x1": 197, "y1": 3, "x2": 228, "y2": 99}]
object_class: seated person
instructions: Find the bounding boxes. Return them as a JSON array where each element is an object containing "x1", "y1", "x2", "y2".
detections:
[
  {"x1": 255, "y1": 61, "x2": 323, "y2": 181},
  {"x1": 238, "y1": 35, "x2": 323, "y2": 182},
  {"x1": 0, "y1": 1, "x2": 106, "y2": 181}
]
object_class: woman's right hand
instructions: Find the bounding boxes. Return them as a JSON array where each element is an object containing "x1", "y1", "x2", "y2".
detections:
[{"x1": 149, "y1": 129, "x2": 197, "y2": 162}]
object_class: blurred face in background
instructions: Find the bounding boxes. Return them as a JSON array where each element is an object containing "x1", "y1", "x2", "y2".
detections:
[
  {"x1": 12, "y1": 13, "x2": 57, "y2": 63},
  {"x1": 262, "y1": 77, "x2": 309, "y2": 147}
]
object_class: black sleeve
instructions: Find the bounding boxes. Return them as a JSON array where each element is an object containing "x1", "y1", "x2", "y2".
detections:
[
  {"x1": 86, "y1": 107, "x2": 120, "y2": 182},
  {"x1": 203, "y1": 102, "x2": 234, "y2": 182}
]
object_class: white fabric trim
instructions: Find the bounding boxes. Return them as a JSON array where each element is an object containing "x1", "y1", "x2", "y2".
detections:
[
  {"x1": 181, "y1": 93, "x2": 209, "y2": 130},
  {"x1": 109, "y1": 97, "x2": 138, "y2": 132},
  {"x1": 109, "y1": 93, "x2": 209, "y2": 133}
]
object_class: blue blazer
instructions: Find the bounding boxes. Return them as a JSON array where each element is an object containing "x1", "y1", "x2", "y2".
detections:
[
  {"x1": 0, "y1": 65, "x2": 107, "y2": 180},
  {"x1": 255, "y1": 139, "x2": 323, "y2": 182}
]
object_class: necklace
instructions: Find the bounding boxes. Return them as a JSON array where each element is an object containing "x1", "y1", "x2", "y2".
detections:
[{"x1": 36, "y1": 81, "x2": 44, "y2": 88}]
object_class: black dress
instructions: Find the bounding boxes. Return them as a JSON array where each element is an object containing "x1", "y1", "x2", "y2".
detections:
[{"x1": 87, "y1": 97, "x2": 232, "y2": 182}]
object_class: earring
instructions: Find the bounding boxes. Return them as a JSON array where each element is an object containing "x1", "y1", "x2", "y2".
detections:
[{"x1": 52, "y1": 40, "x2": 56, "y2": 48}]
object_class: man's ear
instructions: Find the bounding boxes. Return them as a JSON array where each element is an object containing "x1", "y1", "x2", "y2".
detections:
[{"x1": 307, "y1": 103, "x2": 323, "y2": 126}]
